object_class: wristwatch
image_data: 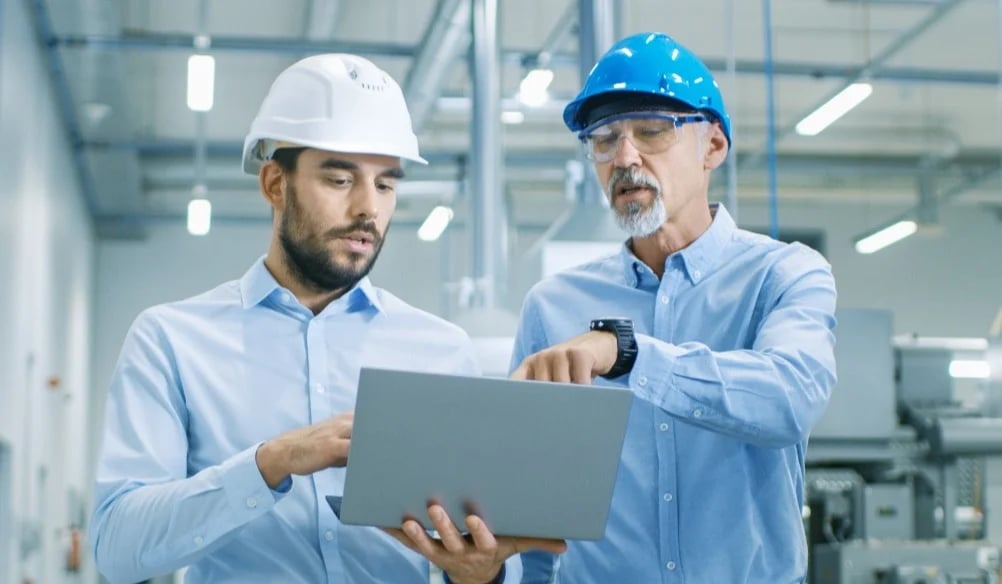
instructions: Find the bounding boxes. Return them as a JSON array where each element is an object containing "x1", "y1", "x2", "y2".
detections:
[{"x1": 590, "y1": 318, "x2": 638, "y2": 379}]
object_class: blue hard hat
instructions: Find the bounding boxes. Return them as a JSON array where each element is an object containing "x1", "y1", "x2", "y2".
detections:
[{"x1": 563, "y1": 32, "x2": 731, "y2": 146}]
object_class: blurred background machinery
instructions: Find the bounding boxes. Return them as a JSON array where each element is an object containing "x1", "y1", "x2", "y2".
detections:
[{"x1": 807, "y1": 308, "x2": 1002, "y2": 583}]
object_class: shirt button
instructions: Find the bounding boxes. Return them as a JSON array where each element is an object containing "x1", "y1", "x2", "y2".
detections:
[
  {"x1": 659, "y1": 422, "x2": 670, "y2": 431},
  {"x1": 693, "y1": 270, "x2": 702, "y2": 279},
  {"x1": 314, "y1": 383, "x2": 325, "y2": 394},
  {"x1": 246, "y1": 497, "x2": 257, "y2": 508},
  {"x1": 693, "y1": 409, "x2": 703, "y2": 418},
  {"x1": 667, "y1": 561, "x2": 676, "y2": 570},
  {"x1": 660, "y1": 295, "x2": 669, "y2": 304},
  {"x1": 324, "y1": 530, "x2": 335, "y2": 541},
  {"x1": 194, "y1": 536, "x2": 204, "y2": 546},
  {"x1": 281, "y1": 292, "x2": 292, "y2": 304},
  {"x1": 664, "y1": 493, "x2": 673, "y2": 502},
  {"x1": 638, "y1": 376, "x2": 648, "y2": 386}
]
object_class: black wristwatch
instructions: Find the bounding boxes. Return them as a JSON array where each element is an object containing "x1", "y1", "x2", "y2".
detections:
[{"x1": 590, "y1": 318, "x2": 638, "y2": 379}]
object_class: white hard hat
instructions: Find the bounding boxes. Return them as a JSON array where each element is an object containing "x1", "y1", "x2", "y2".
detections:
[{"x1": 242, "y1": 53, "x2": 426, "y2": 174}]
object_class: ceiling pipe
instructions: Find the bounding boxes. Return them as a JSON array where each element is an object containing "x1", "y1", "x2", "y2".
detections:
[
  {"x1": 575, "y1": 0, "x2": 614, "y2": 206},
  {"x1": 724, "y1": 0, "x2": 739, "y2": 222},
  {"x1": 522, "y1": 1, "x2": 577, "y2": 70},
  {"x1": 28, "y1": 0, "x2": 99, "y2": 218},
  {"x1": 469, "y1": 0, "x2": 506, "y2": 309},
  {"x1": 404, "y1": 0, "x2": 471, "y2": 132},
  {"x1": 303, "y1": 0, "x2": 340, "y2": 40},
  {"x1": 762, "y1": 0, "x2": 780, "y2": 238}
]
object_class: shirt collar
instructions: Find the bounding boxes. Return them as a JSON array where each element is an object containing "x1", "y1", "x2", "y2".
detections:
[
  {"x1": 620, "y1": 203, "x2": 736, "y2": 287},
  {"x1": 239, "y1": 255, "x2": 383, "y2": 313},
  {"x1": 674, "y1": 203, "x2": 735, "y2": 284}
]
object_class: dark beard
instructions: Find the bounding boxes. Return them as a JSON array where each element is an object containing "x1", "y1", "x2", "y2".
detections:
[{"x1": 279, "y1": 185, "x2": 387, "y2": 294}]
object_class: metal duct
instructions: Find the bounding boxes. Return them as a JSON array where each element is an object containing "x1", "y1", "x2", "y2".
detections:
[{"x1": 404, "y1": 0, "x2": 471, "y2": 132}]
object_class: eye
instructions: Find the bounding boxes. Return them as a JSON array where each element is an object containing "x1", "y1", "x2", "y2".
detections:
[
  {"x1": 376, "y1": 181, "x2": 396, "y2": 193},
  {"x1": 637, "y1": 124, "x2": 670, "y2": 138},
  {"x1": 324, "y1": 174, "x2": 352, "y2": 187},
  {"x1": 591, "y1": 131, "x2": 620, "y2": 148}
]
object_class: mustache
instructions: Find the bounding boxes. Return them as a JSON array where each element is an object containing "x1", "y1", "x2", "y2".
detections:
[
  {"x1": 607, "y1": 167, "x2": 661, "y2": 196},
  {"x1": 324, "y1": 220, "x2": 381, "y2": 241}
]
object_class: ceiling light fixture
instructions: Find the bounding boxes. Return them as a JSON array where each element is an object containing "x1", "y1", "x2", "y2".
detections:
[
  {"x1": 854, "y1": 219, "x2": 917, "y2": 254},
  {"x1": 187, "y1": 54, "x2": 216, "y2": 112},
  {"x1": 187, "y1": 185, "x2": 212, "y2": 236},
  {"x1": 417, "y1": 206, "x2": 454, "y2": 241},
  {"x1": 518, "y1": 68, "x2": 554, "y2": 108},
  {"x1": 796, "y1": 82, "x2": 872, "y2": 136}
]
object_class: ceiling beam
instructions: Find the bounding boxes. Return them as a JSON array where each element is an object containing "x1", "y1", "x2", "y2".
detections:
[{"x1": 50, "y1": 32, "x2": 1000, "y2": 86}]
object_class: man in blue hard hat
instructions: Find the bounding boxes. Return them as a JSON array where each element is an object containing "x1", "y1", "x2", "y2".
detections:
[{"x1": 507, "y1": 32, "x2": 839, "y2": 583}]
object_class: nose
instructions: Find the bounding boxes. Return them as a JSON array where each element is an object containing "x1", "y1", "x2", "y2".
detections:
[
  {"x1": 611, "y1": 134, "x2": 643, "y2": 168},
  {"x1": 347, "y1": 181, "x2": 380, "y2": 221}
]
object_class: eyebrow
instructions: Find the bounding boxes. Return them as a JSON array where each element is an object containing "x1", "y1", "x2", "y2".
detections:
[{"x1": 318, "y1": 158, "x2": 406, "y2": 179}]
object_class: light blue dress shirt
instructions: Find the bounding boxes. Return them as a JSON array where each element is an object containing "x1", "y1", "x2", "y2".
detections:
[
  {"x1": 91, "y1": 257, "x2": 521, "y2": 584},
  {"x1": 510, "y1": 205, "x2": 837, "y2": 584}
]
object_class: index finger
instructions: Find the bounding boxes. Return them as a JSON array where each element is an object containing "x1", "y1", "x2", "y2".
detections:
[{"x1": 510, "y1": 363, "x2": 529, "y2": 380}]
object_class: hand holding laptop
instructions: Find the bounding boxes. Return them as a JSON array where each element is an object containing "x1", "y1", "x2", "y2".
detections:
[{"x1": 384, "y1": 504, "x2": 567, "y2": 584}]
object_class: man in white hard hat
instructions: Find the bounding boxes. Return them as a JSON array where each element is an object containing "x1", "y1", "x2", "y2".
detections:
[{"x1": 90, "y1": 54, "x2": 561, "y2": 584}]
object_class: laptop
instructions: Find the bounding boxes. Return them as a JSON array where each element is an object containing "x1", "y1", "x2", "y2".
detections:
[{"x1": 329, "y1": 367, "x2": 633, "y2": 540}]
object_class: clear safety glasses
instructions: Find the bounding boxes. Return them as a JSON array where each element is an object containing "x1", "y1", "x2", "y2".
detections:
[{"x1": 579, "y1": 112, "x2": 708, "y2": 163}]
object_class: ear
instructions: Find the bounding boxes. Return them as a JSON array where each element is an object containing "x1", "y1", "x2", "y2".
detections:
[
  {"x1": 703, "y1": 124, "x2": 730, "y2": 171},
  {"x1": 259, "y1": 161, "x2": 288, "y2": 213}
]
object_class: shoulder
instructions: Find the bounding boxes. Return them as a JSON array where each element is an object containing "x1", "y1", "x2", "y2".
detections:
[
  {"x1": 730, "y1": 229, "x2": 832, "y2": 281},
  {"x1": 372, "y1": 287, "x2": 472, "y2": 343},
  {"x1": 525, "y1": 250, "x2": 623, "y2": 303},
  {"x1": 127, "y1": 280, "x2": 242, "y2": 340}
]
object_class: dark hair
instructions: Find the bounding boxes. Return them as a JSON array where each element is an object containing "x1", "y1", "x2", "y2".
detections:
[{"x1": 271, "y1": 147, "x2": 307, "y2": 174}]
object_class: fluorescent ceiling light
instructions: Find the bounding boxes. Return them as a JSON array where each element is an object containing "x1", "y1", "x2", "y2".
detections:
[
  {"x1": 501, "y1": 111, "x2": 525, "y2": 124},
  {"x1": 854, "y1": 220, "x2": 917, "y2": 254},
  {"x1": 187, "y1": 55, "x2": 216, "y2": 112},
  {"x1": 187, "y1": 198, "x2": 212, "y2": 236},
  {"x1": 518, "y1": 68, "x2": 554, "y2": 108},
  {"x1": 417, "y1": 205, "x2": 454, "y2": 241},
  {"x1": 949, "y1": 359, "x2": 990, "y2": 379},
  {"x1": 795, "y1": 82, "x2": 872, "y2": 136}
]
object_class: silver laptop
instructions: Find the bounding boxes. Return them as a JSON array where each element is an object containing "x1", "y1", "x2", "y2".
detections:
[{"x1": 331, "y1": 367, "x2": 633, "y2": 540}]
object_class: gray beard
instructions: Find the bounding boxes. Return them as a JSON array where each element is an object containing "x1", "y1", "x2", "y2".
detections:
[{"x1": 615, "y1": 196, "x2": 667, "y2": 238}]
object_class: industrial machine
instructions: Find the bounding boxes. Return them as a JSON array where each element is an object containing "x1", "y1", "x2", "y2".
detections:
[{"x1": 808, "y1": 308, "x2": 1002, "y2": 583}]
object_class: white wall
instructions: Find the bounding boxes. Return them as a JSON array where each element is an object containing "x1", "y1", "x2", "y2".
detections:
[
  {"x1": 0, "y1": 0, "x2": 95, "y2": 583},
  {"x1": 736, "y1": 199, "x2": 1002, "y2": 337}
]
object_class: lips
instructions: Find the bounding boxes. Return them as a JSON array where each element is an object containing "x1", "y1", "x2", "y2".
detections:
[
  {"x1": 615, "y1": 183, "x2": 653, "y2": 198},
  {"x1": 339, "y1": 231, "x2": 375, "y2": 245}
]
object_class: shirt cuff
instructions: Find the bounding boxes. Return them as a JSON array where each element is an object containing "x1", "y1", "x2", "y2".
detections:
[
  {"x1": 628, "y1": 334, "x2": 681, "y2": 404},
  {"x1": 218, "y1": 442, "x2": 289, "y2": 520}
]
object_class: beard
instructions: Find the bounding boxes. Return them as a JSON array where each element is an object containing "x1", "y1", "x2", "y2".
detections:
[
  {"x1": 279, "y1": 183, "x2": 387, "y2": 293},
  {"x1": 606, "y1": 167, "x2": 667, "y2": 238}
]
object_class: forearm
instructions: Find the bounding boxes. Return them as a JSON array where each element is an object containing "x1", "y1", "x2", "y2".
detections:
[
  {"x1": 91, "y1": 444, "x2": 283, "y2": 582},
  {"x1": 444, "y1": 555, "x2": 522, "y2": 584},
  {"x1": 629, "y1": 334, "x2": 835, "y2": 447},
  {"x1": 518, "y1": 550, "x2": 556, "y2": 583}
]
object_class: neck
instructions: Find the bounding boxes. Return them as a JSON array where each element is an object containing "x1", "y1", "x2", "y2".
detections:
[
  {"x1": 264, "y1": 239, "x2": 348, "y2": 315},
  {"x1": 630, "y1": 202, "x2": 714, "y2": 279}
]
